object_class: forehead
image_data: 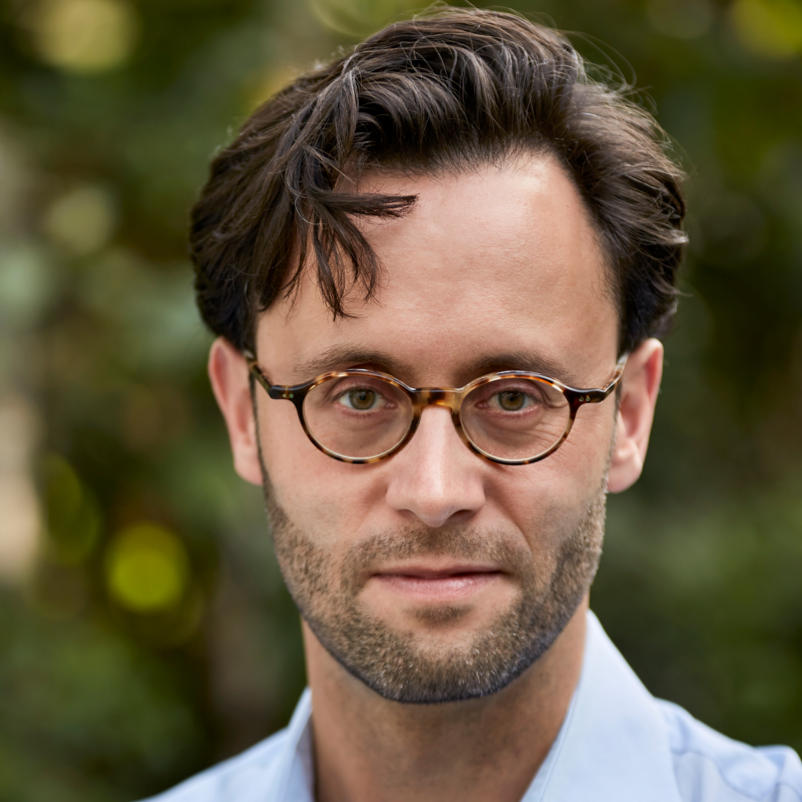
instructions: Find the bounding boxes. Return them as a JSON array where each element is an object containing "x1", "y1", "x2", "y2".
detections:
[{"x1": 258, "y1": 154, "x2": 619, "y2": 385}]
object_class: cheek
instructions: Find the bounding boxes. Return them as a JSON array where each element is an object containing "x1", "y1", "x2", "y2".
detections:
[
  {"x1": 559, "y1": 401, "x2": 616, "y2": 477},
  {"x1": 258, "y1": 397, "x2": 325, "y2": 506},
  {"x1": 494, "y1": 409, "x2": 612, "y2": 546},
  {"x1": 258, "y1": 397, "x2": 380, "y2": 543}
]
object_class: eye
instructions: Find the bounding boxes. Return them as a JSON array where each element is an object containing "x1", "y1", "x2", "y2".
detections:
[
  {"x1": 486, "y1": 388, "x2": 540, "y2": 411},
  {"x1": 495, "y1": 390, "x2": 528, "y2": 411},
  {"x1": 336, "y1": 387, "x2": 385, "y2": 411},
  {"x1": 476, "y1": 379, "x2": 549, "y2": 412}
]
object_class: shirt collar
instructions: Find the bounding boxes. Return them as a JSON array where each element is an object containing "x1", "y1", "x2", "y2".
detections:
[
  {"x1": 273, "y1": 688, "x2": 315, "y2": 802},
  {"x1": 522, "y1": 611, "x2": 682, "y2": 802},
  {"x1": 276, "y1": 611, "x2": 682, "y2": 802}
]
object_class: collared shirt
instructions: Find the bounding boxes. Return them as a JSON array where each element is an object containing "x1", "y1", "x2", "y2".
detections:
[{"x1": 142, "y1": 612, "x2": 802, "y2": 802}]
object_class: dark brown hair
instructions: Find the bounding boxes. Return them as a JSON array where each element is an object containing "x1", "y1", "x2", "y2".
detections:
[{"x1": 190, "y1": 7, "x2": 687, "y2": 355}]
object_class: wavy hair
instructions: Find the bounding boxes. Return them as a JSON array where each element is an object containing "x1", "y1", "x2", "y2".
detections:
[{"x1": 190, "y1": 7, "x2": 687, "y2": 355}]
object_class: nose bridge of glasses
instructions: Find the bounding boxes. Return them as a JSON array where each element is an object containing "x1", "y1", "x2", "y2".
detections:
[{"x1": 411, "y1": 388, "x2": 462, "y2": 413}]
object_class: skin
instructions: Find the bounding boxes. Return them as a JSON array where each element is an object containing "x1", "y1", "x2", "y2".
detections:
[{"x1": 209, "y1": 154, "x2": 663, "y2": 802}]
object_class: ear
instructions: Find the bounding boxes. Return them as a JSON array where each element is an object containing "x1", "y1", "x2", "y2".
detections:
[
  {"x1": 607, "y1": 338, "x2": 663, "y2": 494},
  {"x1": 207, "y1": 337, "x2": 263, "y2": 486}
]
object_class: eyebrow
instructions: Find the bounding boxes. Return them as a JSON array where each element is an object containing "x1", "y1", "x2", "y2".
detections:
[
  {"x1": 293, "y1": 345, "x2": 583, "y2": 387},
  {"x1": 467, "y1": 351, "x2": 581, "y2": 386},
  {"x1": 293, "y1": 346, "x2": 415, "y2": 380}
]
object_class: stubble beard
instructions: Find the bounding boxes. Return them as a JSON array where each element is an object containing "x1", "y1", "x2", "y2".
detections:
[{"x1": 259, "y1": 461, "x2": 608, "y2": 705}]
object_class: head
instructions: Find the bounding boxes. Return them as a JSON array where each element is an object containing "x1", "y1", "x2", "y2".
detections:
[{"x1": 200, "y1": 9, "x2": 686, "y2": 703}]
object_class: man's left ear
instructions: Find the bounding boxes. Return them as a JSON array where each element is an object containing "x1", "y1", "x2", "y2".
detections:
[{"x1": 607, "y1": 338, "x2": 664, "y2": 494}]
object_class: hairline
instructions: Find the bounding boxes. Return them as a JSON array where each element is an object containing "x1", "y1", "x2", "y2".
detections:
[{"x1": 256, "y1": 145, "x2": 623, "y2": 350}]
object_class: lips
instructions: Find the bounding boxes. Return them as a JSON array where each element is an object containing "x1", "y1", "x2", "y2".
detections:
[
  {"x1": 370, "y1": 565, "x2": 504, "y2": 601},
  {"x1": 376, "y1": 564, "x2": 502, "y2": 580}
]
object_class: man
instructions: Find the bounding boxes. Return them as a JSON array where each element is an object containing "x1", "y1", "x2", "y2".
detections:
[{"x1": 148, "y1": 8, "x2": 802, "y2": 802}]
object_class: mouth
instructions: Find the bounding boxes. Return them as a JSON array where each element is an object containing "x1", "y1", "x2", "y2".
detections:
[{"x1": 370, "y1": 565, "x2": 505, "y2": 601}]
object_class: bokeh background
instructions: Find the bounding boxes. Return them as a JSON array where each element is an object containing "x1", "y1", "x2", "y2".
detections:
[{"x1": 1, "y1": 0, "x2": 801, "y2": 799}]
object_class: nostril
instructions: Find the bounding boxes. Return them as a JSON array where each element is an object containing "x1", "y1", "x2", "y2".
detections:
[{"x1": 410, "y1": 506, "x2": 472, "y2": 529}]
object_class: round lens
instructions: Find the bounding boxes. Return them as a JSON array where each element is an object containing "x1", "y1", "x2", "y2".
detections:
[
  {"x1": 303, "y1": 373, "x2": 413, "y2": 459},
  {"x1": 461, "y1": 376, "x2": 569, "y2": 461}
]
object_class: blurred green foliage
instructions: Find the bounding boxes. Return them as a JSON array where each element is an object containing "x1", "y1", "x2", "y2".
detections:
[{"x1": 0, "y1": 0, "x2": 801, "y2": 799}]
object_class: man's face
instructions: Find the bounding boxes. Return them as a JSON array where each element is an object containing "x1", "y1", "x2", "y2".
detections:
[{"x1": 247, "y1": 155, "x2": 622, "y2": 702}]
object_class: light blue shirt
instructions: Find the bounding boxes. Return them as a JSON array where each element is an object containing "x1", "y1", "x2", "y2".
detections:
[{"x1": 143, "y1": 612, "x2": 802, "y2": 802}]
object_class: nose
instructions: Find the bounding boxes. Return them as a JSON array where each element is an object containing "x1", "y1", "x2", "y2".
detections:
[{"x1": 384, "y1": 405, "x2": 486, "y2": 528}]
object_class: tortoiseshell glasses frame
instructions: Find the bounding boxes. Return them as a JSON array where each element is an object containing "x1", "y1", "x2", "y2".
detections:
[{"x1": 243, "y1": 351, "x2": 627, "y2": 466}]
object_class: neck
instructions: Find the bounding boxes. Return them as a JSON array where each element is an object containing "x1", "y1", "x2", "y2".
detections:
[{"x1": 304, "y1": 598, "x2": 588, "y2": 802}]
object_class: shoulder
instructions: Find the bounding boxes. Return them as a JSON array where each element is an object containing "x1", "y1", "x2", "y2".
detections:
[
  {"x1": 658, "y1": 699, "x2": 802, "y2": 802},
  {"x1": 137, "y1": 726, "x2": 292, "y2": 802}
]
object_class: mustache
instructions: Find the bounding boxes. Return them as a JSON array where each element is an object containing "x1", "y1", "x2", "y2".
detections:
[{"x1": 342, "y1": 525, "x2": 530, "y2": 577}]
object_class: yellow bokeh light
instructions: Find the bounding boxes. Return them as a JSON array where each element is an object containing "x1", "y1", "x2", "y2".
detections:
[
  {"x1": 244, "y1": 66, "x2": 300, "y2": 114},
  {"x1": 310, "y1": 0, "x2": 418, "y2": 37},
  {"x1": 105, "y1": 523, "x2": 189, "y2": 613},
  {"x1": 43, "y1": 454, "x2": 101, "y2": 565},
  {"x1": 43, "y1": 185, "x2": 118, "y2": 255},
  {"x1": 730, "y1": 0, "x2": 802, "y2": 59},
  {"x1": 29, "y1": 0, "x2": 139, "y2": 73}
]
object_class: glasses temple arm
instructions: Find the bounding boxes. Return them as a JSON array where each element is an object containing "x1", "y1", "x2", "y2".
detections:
[
  {"x1": 603, "y1": 354, "x2": 629, "y2": 395},
  {"x1": 242, "y1": 349, "x2": 276, "y2": 392}
]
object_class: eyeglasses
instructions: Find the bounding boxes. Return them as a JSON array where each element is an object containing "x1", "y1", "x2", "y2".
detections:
[{"x1": 244, "y1": 352, "x2": 627, "y2": 466}]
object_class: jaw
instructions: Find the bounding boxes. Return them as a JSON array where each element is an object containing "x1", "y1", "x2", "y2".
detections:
[
  {"x1": 302, "y1": 591, "x2": 591, "y2": 709},
  {"x1": 267, "y1": 465, "x2": 607, "y2": 705}
]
